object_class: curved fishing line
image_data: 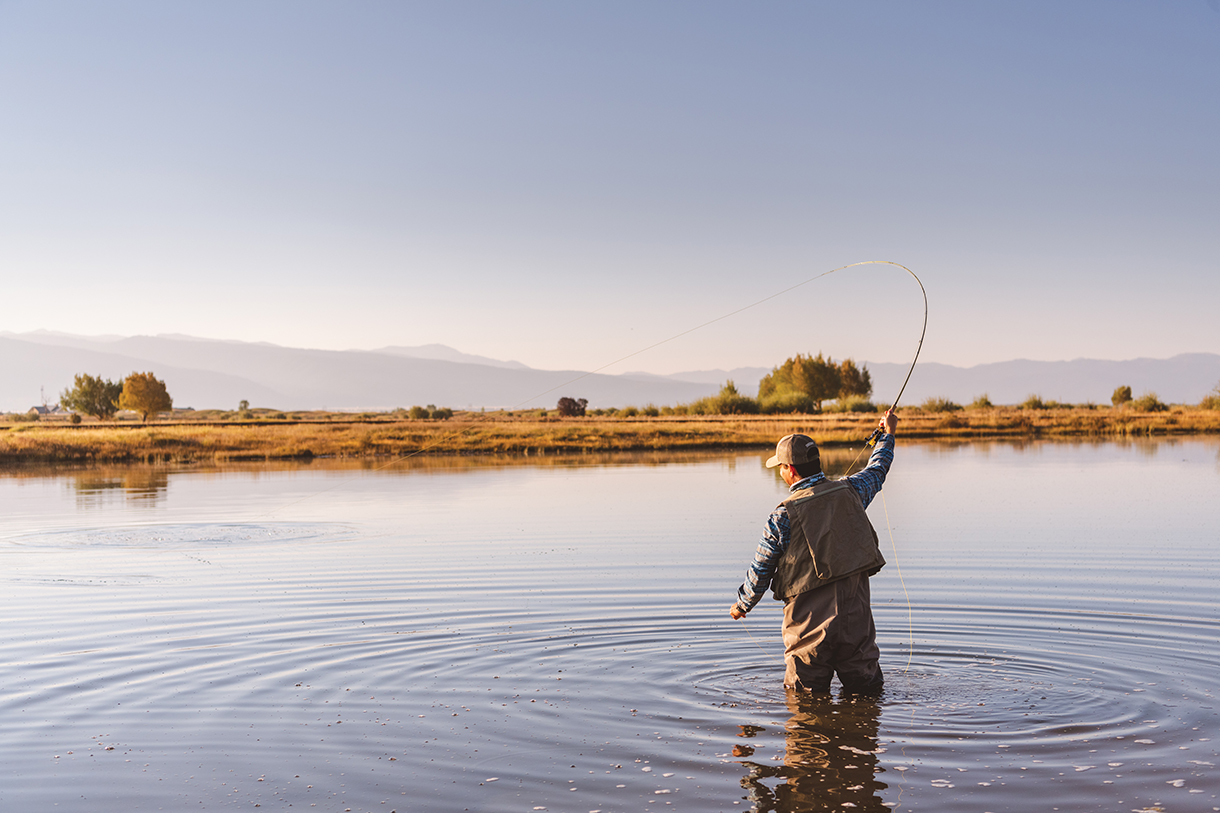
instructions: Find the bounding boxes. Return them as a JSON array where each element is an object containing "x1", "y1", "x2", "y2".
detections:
[
  {"x1": 827, "y1": 265, "x2": 924, "y2": 679},
  {"x1": 265, "y1": 260, "x2": 923, "y2": 517},
  {"x1": 882, "y1": 490, "x2": 914, "y2": 675}
]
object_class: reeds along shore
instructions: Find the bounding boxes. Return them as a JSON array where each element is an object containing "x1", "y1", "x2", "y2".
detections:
[{"x1": 2, "y1": 406, "x2": 1219, "y2": 464}]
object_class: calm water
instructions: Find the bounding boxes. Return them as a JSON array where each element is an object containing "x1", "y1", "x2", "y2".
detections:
[{"x1": 1, "y1": 440, "x2": 1217, "y2": 812}]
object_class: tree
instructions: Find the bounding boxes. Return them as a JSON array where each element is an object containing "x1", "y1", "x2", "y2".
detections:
[
  {"x1": 118, "y1": 372, "x2": 173, "y2": 422},
  {"x1": 1111, "y1": 385, "x2": 1133, "y2": 407},
  {"x1": 759, "y1": 353, "x2": 868, "y2": 412},
  {"x1": 836, "y1": 358, "x2": 873, "y2": 400},
  {"x1": 60, "y1": 373, "x2": 123, "y2": 421},
  {"x1": 556, "y1": 397, "x2": 588, "y2": 417}
]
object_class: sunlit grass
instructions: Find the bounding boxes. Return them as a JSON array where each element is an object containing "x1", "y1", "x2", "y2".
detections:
[{"x1": 3, "y1": 405, "x2": 1219, "y2": 464}]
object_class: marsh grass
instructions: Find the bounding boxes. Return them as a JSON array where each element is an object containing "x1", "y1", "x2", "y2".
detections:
[{"x1": 3, "y1": 406, "x2": 1219, "y2": 464}]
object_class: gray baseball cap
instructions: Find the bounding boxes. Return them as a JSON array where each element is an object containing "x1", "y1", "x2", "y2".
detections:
[{"x1": 766, "y1": 433, "x2": 820, "y2": 468}]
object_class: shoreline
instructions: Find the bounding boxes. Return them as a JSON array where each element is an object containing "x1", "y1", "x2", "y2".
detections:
[{"x1": 3, "y1": 407, "x2": 1218, "y2": 464}]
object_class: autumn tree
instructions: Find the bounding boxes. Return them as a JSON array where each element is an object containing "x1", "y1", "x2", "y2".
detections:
[
  {"x1": 60, "y1": 373, "x2": 123, "y2": 420},
  {"x1": 836, "y1": 358, "x2": 873, "y2": 400},
  {"x1": 118, "y1": 372, "x2": 173, "y2": 422},
  {"x1": 758, "y1": 353, "x2": 870, "y2": 412}
]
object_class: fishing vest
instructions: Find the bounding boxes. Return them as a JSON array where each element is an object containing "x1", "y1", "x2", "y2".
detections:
[{"x1": 771, "y1": 478, "x2": 886, "y2": 602}]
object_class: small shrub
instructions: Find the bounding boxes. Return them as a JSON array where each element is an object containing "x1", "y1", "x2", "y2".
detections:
[
  {"x1": 70, "y1": 413, "x2": 82, "y2": 424},
  {"x1": 408, "y1": 406, "x2": 429, "y2": 420},
  {"x1": 709, "y1": 381, "x2": 759, "y2": 415},
  {"x1": 1132, "y1": 392, "x2": 1168, "y2": 412},
  {"x1": 642, "y1": 404, "x2": 660, "y2": 417},
  {"x1": 1021, "y1": 395, "x2": 1048, "y2": 410},
  {"x1": 829, "y1": 395, "x2": 877, "y2": 414},
  {"x1": 1112, "y1": 385, "x2": 1133, "y2": 407},
  {"x1": 758, "y1": 390, "x2": 814, "y2": 414},
  {"x1": 922, "y1": 396, "x2": 962, "y2": 413},
  {"x1": 11, "y1": 411, "x2": 40, "y2": 423},
  {"x1": 968, "y1": 394, "x2": 993, "y2": 409},
  {"x1": 620, "y1": 406, "x2": 639, "y2": 417}
]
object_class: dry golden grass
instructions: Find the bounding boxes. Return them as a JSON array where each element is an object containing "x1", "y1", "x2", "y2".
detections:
[{"x1": 2, "y1": 407, "x2": 1218, "y2": 464}]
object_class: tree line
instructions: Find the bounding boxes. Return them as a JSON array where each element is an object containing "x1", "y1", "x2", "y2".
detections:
[
  {"x1": 556, "y1": 353, "x2": 876, "y2": 417},
  {"x1": 60, "y1": 372, "x2": 172, "y2": 422}
]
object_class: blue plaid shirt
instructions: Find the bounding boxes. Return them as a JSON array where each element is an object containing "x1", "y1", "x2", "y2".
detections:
[{"x1": 733, "y1": 434, "x2": 895, "y2": 614}]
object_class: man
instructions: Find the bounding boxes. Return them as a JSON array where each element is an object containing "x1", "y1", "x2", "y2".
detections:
[{"x1": 730, "y1": 410, "x2": 898, "y2": 693}]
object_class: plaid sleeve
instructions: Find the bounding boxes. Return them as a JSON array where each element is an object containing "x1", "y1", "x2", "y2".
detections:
[
  {"x1": 846, "y1": 433, "x2": 894, "y2": 509},
  {"x1": 734, "y1": 505, "x2": 790, "y2": 614}
]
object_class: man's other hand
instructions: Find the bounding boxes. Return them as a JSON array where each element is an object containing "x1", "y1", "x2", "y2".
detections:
[{"x1": 729, "y1": 605, "x2": 746, "y2": 619}]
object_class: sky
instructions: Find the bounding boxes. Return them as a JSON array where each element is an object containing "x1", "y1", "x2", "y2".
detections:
[{"x1": 1, "y1": 1, "x2": 1218, "y2": 374}]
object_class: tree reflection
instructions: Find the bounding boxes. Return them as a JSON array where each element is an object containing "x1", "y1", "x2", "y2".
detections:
[
  {"x1": 72, "y1": 468, "x2": 170, "y2": 505},
  {"x1": 737, "y1": 690, "x2": 888, "y2": 812}
]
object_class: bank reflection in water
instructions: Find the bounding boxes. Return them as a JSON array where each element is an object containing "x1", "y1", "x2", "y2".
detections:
[
  {"x1": 738, "y1": 690, "x2": 888, "y2": 812},
  {"x1": 72, "y1": 468, "x2": 170, "y2": 506}
]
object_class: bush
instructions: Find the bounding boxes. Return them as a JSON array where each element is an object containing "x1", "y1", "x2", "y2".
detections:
[
  {"x1": 1021, "y1": 395, "x2": 1048, "y2": 410},
  {"x1": 642, "y1": 404, "x2": 660, "y2": 417},
  {"x1": 968, "y1": 394, "x2": 993, "y2": 409},
  {"x1": 1131, "y1": 392, "x2": 1169, "y2": 412},
  {"x1": 408, "y1": 406, "x2": 429, "y2": 420},
  {"x1": 70, "y1": 413, "x2": 82, "y2": 424},
  {"x1": 682, "y1": 381, "x2": 760, "y2": 415},
  {"x1": 758, "y1": 390, "x2": 813, "y2": 414},
  {"x1": 620, "y1": 406, "x2": 639, "y2": 417},
  {"x1": 825, "y1": 396, "x2": 878, "y2": 414},
  {"x1": 921, "y1": 396, "x2": 962, "y2": 413},
  {"x1": 1112, "y1": 385, "x2": 1133, "y2": 407}
]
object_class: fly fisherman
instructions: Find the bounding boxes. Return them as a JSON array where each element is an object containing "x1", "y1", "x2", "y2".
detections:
[{"x1": 730, "y1": 410, "x2": 898, "y2": 694}]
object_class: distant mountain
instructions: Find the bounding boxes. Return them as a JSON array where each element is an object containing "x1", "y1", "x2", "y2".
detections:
[
  {"x1": 373, "y1": 344, "x2": 530, "y2": 370},
  {"x1": 0, "y1": 333, "x2": 717, "y2": 412},
  {"x1": 865, "y1": 355, "x2": 1220, "y2": 406},
  {"x1": 2, "y1": 331, "x2": 1216, "y2": 412},
  {"x1": 621, "y1": 367, "x2": 771, "y2": 396}
]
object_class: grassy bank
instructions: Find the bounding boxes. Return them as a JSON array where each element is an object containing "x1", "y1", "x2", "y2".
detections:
[{"x1": 2, "y1": 406, "x2": 1219, "y2": 464}]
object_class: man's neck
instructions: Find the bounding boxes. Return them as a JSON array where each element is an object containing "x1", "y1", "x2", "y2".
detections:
[{"x1": 789, "y1": 472, "x2": 827, "y2": 492}]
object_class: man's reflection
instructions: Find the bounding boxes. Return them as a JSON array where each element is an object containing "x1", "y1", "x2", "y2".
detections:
[{"x1": 738, "y1": 689, "x2": 888, "y2": 812}]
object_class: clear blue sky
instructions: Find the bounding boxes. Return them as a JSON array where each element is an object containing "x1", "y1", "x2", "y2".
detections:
[{"x1": 2, "y1": 1, "x2": 1217, "y2": 373}]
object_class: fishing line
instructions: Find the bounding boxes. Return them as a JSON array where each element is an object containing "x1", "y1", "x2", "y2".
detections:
[
  {"x1": 264, "y1": 259, "x2": 925, "y2": 517},
  {"x1": 881, "y1": 490, "x2": 914, "y2": 675}
]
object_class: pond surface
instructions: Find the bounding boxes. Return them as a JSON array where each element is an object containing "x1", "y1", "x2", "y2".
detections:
[{"x1": 1, "y1": 439, "x2": 1218, "y2": 812}]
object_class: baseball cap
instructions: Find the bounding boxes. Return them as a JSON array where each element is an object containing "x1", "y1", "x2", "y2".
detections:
[{"x1": 766, "y1": 433, "x2": 820, "y2": 468}]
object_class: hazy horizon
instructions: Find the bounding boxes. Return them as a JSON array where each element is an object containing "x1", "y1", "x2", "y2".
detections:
[
  {"x1": 3, "y1": 3, "x2": 1217, "y2": 374},
  {"x1": 4, "y1": 328, "x2": 1217, "y2": 376}
]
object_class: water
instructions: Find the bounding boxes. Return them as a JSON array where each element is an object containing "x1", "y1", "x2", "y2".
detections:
[{"x1": 0, "y1": 440, "x2": 1217, "y2": 812}]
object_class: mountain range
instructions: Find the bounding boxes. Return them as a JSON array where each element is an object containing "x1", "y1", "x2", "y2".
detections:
[{"x1": 2, "y1": 331, "x2": 1217, "y2": 412}]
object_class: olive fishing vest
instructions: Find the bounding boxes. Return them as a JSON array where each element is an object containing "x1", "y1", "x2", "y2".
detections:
[{"x1": 771, "y1": 478, "x2": 886, "y2": 602}]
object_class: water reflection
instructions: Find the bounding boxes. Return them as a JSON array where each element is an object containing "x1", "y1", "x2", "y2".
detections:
[
  {"x1": 738, "y1": 690, "x2": 887, "y2": 812},
  {"x1": 72, "y1": 468, "x2": 170, "y2": 506}
]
